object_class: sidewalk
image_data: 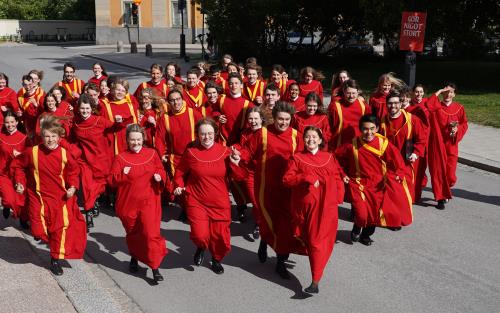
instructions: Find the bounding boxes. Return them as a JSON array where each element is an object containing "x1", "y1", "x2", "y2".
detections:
[{"x1": 0, "y1": 219, "x2": 143, "y2": 313}]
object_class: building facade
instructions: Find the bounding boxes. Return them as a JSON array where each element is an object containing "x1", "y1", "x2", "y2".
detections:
[{"x1": 95, "y1": 0, "x2": 204, "y2": 44}]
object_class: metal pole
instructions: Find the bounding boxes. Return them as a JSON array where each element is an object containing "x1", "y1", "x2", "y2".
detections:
[
  {"x1": 180, "y1": 7, "x2": 186, "y2": 58},
  {"x1": 404, "y1": 0, "x2": 417, "y2": 88}
]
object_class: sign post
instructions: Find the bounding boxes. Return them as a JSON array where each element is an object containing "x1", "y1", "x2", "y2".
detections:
[{"x1": 399, "y1": 11, "x2": 427, "y2": 88}]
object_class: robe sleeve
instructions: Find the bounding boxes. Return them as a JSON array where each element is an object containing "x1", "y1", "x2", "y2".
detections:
[
  {"x1": 109, "y1": 156, "x2": 128, "y2": 186},
  {"x1": 64, "y1": 149, "x2": 80, "y2": 189},
  {"x1": 454, "y1": 106, "x2": 468, "y2": 143},
  {"x1": 411, "y1": 115, "x2": 427, "y2": 157},
  {"x1": 155, "y1": 115, "x2": 168, "y2": 157},
  {"x1": 12, "y1": 149, "x2": 29, "y2": 187},
  {"x1": 383, "y1": 142, "x2": 406, "y2": 180},
  {"x1": 173, "y1": 149, "x2": 191, "y2": 188},
  {"x1": 282, "y1": 157, "x2": 317, "y2": 187},
  {"x1": 153, "y1": 152, "x2": 167, "y2": 190}
]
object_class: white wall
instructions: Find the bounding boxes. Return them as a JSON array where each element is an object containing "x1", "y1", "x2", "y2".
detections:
[{"x1": 0, "y1": 20, "x2": 20, "y2": 36}]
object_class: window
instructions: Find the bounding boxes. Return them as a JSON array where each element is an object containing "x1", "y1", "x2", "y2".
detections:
[
  {"x1": 123, "y1": 1, "x2": 139, "y2": 26},
  {"x1": 171, "y1": 0, "x2": 188, "y2": 27}
]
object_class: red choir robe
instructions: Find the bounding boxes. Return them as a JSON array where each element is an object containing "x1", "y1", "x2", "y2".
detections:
[
  {"x1": 369, "y1": 91, "x2": 388, "y2": 121},
  {"x1": 293, "y1": 112, "x2": 332, "y2": 150},
  {"x1": 174, "y1": 143, "x2": 241, "y2": 261},
  {"x1": 426, "y1": 94, "x2": 468, "y2": 201},
  {"x1": 197, "y1": 101, "x2": 216, "y2": 118},
  {"x1": 134, "y1": 79, "x2": 169, "y2": 99},
  {"x1": 336, "y1": 134, "x2": 413, "y2": 228},
  {"x1": 283, "y1": 150, "x2": 343, "y2": 282},
  {"x1": 13, "y1": 144, "x2": 86, "y2": 259},
  {"x1": 56, "y1": 78, "x2": 85, "y2": 105},
  {"x1": 182, "y1": 85, "x2": 208, "y2": 110},
  {"x1": 155, "y1": 104, "x2": 202, "y2": 194},
  {"x1": 298, "y1": 80, "x2": 324, "y2": 101},
  {"x1": 212, "y1": 77, "x2": 227, "y2": 93},
  {"x1": 238, "y1": 125, "x2": 304, "y2": 254},
  {"x1": 0, "y1": 129, "x2": 28, "y2": 220},
  {"x1": 407, "y1": 99, "x2": 430, "y2": 202},
  {"x1": 0, "y1": 87, "x2": 20, "y2": 113},
  {"x1": 213, "y1": 94, "x2": 253, "y2": 145},
  {"x1": 88, "y1": 75, "x2": 108, "y2": 87},
  {"x1": 328, "y1": 98, "x2": 370, "y2": 150},
  {"x1": 138, "y1": 108, "x2": 157, "y2": 148},
  {"x1": 34, "y1": 103, "x2": 73, "y2": 144},
  {"x1": 110, "y1": 147, "x2": 167, "y2": 269},
  {"x1": 272, "y1": 78, "x2": 295, "y2": 99},
  {"x1": 380, "y1": 110, "x2": 427, "y2": 202},
  {"x1": 286, "y1": 95, "x2": 306, "y2": 112},
  {"x1": 100, "y1": 97, "x2": 139, "y2": 156},
  {"x1": 242, "y1": 80, "x2": 266, "y2": 105},
  {"x1": 69, "y1": 115, "x2": 118, "y2": 210},
  {"x1": 17, "y1": 87, "x2": 46, "y2": 138}
]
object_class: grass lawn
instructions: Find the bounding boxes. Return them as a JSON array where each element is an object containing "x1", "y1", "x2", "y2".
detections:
[{"x1": 286, "y1": 57, "x2": 500, "y2": 128}]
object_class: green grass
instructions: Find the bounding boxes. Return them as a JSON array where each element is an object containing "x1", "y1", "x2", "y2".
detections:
[{"x1": 305, "y1": 58, "x2": 500, "y2": 128}]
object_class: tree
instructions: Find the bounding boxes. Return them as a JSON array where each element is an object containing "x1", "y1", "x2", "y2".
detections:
[{"x1": 0, "y1": 0, "x2": 95, "y2": 20}]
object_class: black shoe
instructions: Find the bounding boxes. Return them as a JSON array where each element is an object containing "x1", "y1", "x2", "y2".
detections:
[
  {"x1": 436, "y1": 200, "x2": 446, "y2": 210},
  {"x1": 252, "y1": 225, "x2": 260, "y2": 240},
  {"x1": 275, "y1": 260, "x2": 290, "y2": 279},
  {"x1": 236, "y1": 204, "x2": 247, "y2": 223},
  {"x1": 304, "y1": 283, "x2": 319, "y2": 294},
  {"x1": 360, "y1": 236, "x2": 373, "y2": 246},
  {"x1": 129, "y1": 257, "x2": 139, "y2": 273},
  {"x1": 351, "y1": 231, "x2": 360, "y2": 242},
  {"x1": 92, "y1": 205, "x2": 100, "y2": 218},
  {"x1": 19, "y1": 219, "x2": 30, "y2": 230},
  {"x1": 257, "y1": 240, "x2": 267, "y2": 263},
  {"x1": 388, "y1": 226, "x2": 402, "y2": 231},
  {"x1": 85, "y1": 211, "x2": 94, "y2": 232},
  {"x1": 194, "y1": 248, "x2": 205, "y2": 266},
  {"x1": 50, "y1": 259, "x2": 63, "y2": 276},
  {"x1": 152, "y1": 269, "x2": 163, "y2": 282},
  {"x1": 210, "y1": 258, "x2": 224, "y2": 274},
  {"x1": 2, "y1": 207, "x2": 11, "y2": 219}
]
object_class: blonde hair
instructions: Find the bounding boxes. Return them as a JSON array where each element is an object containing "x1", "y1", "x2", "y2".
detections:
[
  {"x1": 376, "y1": 72, "x2": 405, "y2": 92},
  {"x1": 40, "y1": 114, "x2": 66, "y2": 137}
]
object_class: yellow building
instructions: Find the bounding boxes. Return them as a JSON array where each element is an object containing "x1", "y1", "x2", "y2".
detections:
[{"x1": 95, "y1": 0, "x2": 204, "y2": 44}]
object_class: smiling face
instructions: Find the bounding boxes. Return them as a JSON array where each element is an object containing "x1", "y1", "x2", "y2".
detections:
[
  {"x1": 45, "y1": 96, "x2": 57, "y2": 112},
  {"x1": 127, "y1": 131, "x2": 143, "y2": 152},
  {"x1": 264, "y1": 89, "x2": 280, "y2": 107},
  {"x1": 93, "y1": 64, "x2": 103, "y2": 77},
  {"x1": 186, "y1": 73, "x2": 198, "y2": 88},
  {"x1": 306, "y1": 100, "x2": 319, "y2": 116},
  {"x1": 246, "y1": 69, "x2": 258, "y2": 84},
  {"x1": 206, "y1": 87, "x2": 218, "y2": 104},
  {"x1": 4, "y1": 116, "x2": 18, "y2": 133},
  {"x1": 304, "y1": 129, "x2": 322, "y2": 152},
  {"x1": 414, "y1": 86, "x2": 424, "y2": 102},
  {"x1": 151, "y1": 68, "x2": 163, "y2": 84},
  {"x1": 30, "y1": 73, "x2": 40, "y2": 86},
  {"x1": 0, "y1": 78, "x2": 6, "y2": 90},
  {"x1": 141, "y1": 91, "x2": 152, "y2": 110},
  {"x1": 271, "y1": 70, "x2": 282, "y2": 84},
  {"x1": 361, "y1": 121, "x2": 378, "y2": 142},
  {"x1": 42, "y1": 129, "x2": 60, "y2": 150},
  {"x1": 64, "y1": 66, "x2": 75, "y2": 82},
  {"x1": 339, "y1": 72, "x2": 349, "y2": 83},
  {"x1": 78, "y1": 102, "x2": 92, "y2": 119},
  {"x1": 289, "y1": 85, "x2": 300, "y2": 99},
  {"x1": 304, "y1": 71, "x2": 314, "y2": 83},
  {"x1": 274, "y1": 111, "x2": 291, "y2": 132},
  {"x1": 166, "y1": 65, "x2": 176, "y2": 77},
  {"x1": 443, "y1": 87, "x2": 456, "y2": 103},
  {"x1": 100, "y1": 80, "x2": 109, "y2": 95},
  {"x1": 198, "y1": 124, "x2": 215, "y2": 148},
  {"x1": 168, "y1": 92, "x2": 184, "y2": 113},
  {"x1": 52, "y1": 89, "x2": 63, "y2": 103},
  {"x1": 228, "y1": 77, "x2": 242, "y2": 95},
  {"x1": 112, "y1": 83, "x2": 126, "y2": 101},
  {"x1": 386, "y1": 96, "x2": 402, "y2": 117},
  {"x1": 381, "y1": 80, "x2": 392, "y2": 94},
  {"x1": 247, "y1": 111, "x2": 263, "y2": 131},
  {"x1": 344, "y1": 87, "x2": 358, "y2": 104}
]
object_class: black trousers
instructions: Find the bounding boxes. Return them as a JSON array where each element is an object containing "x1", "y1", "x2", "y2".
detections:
[{"x1": 352, "y1": 224, "x2": 376, "y2": 238}]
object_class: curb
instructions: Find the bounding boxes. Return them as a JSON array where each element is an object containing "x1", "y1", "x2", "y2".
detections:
[{"x1": 458, "y1": 156, "x2": 500, "y2": 174}]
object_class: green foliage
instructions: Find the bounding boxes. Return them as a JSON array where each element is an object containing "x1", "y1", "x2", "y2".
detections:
[{"x1": 0, "y1": 0, "x2": 95, "y2": 20}]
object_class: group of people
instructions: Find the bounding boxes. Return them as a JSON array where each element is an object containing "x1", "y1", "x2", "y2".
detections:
[{"x1": 0, "y1": 54, "x2": 467, "y2": 294}]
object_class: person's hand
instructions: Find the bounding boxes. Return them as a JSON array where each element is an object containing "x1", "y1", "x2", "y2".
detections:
[
  {"x1": 342, "y1": 176, "x2": 350, "y2": 184},
  {"x1": 395, "y1": 175, "x2": 403, "y2": 183},
  {"x1": 68, "y1": 104, "x2": 74, "y2": 111},
  {"x1": 16, "y1": 111, "x2": 23, "y2": 117},
  {"x1": 115, "y1": 115, "x2": 123, "y2": 123},
  {"x1": 72, "y1": 92, "x2": 80, "y2": 99},
  {"x1": 313, "y1": 180, "x2": 320, "y2": 188},
  {"x1": 147, "y1": 116, "x2": 156, "y2": 126},
  {"x1": 254, "y1": 96, "x2": 263, "y2": 105},
  {"x1": 230, "y1": 146, "x2": 241, "y2": 164},
  {"x1": 15, "y1": 183, "x2": 24, "y2": 194},
  {"x1": 219, "y1": 114, "x2": 227, "y2": 124},
  {"x1": 450, "y1": 125, "x2": 458, "y2": 137},
  {"x1": 436, "y1": 86, "x2": 453, "y2": 96},
  {"x1": 173, "y1": 187, "x2": 185, "y2": 196},
  {"x1": 407, "y1": 153, "x2": 418, "y2": 163},
  {"x1": 66, "y1": 186, "x2": 76, "y2": 198},
  {"x1": 153, "y1": 173, "x2": 162, "y2": 182},
  {"x1": 161, "y1": 155, "x2": 169, "y2": 163},
  {"x1": 12, "y1": 149, "x2": 21, "y2": 157},
  {"x1": 0, "y1": 105, "x2": 6, "y2": 112},
  {"x1": 123, "y1": 166, "x2": 131, "y2": 174},
  {"x1": 29, "y1": 98, "x2": 38, "y2": 107}
]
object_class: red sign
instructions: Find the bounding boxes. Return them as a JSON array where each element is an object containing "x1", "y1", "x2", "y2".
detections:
[
  {"x1": 399, "y1": 11, "x2": 427, "y2": 52},
  {"x1": 132, "y1": 0, "x2": 143, "y2": 5}
]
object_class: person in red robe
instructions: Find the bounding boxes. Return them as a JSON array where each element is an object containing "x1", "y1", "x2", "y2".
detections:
[
  {"x1": 328, "y1": 80, "x2": 371, "y2": 150},
  {"x1": 0, "y1": 73, "x2": 20, "y2": 115},
  {"x1": 173, "y1": 118, "x2": 243, "y2": 274},
  {"x1": 283, "y1": 126, "x2": 343, "y2": 294},
  {"x1": 293, "y1": 92, "x2": 331, "y2": 150},
  {"x1": 242, "y1": 64, "x2": 266, "y2": 106},
  {"x1": 164, "y1": 62, "x2": 183, "y2": 84},
  {"x1": 134, "y1": 64, "x2": 169, "y2": 99},
  {"x1": 219, "y1": 54, "x2": 233, "y2": 81},
  {"x1": 34, "y1": 93, "x2": 73, "y2": 144},
  {"x1": 259, "y1": 84, "x2": 281, "y2": 127},
  {"x1": 55, "y1": 63, "x2": 85, "y2": 105},
  {"x1": 100, "y1": 78, "x2": 139, "y2": 156},
  {"x1": 298, "y1": 67, "x2": 324, "y2": 101},
  {"x1": 0, "y1": 111, "x2": 29, "y2": 227},
  {"x1": 336, "y1": 115, "x2": 413, "y2": 246},
  {"x1": 208, "y1": 64, "x2": 227, "y2": 93},
  {"x1": 13, "y1": 115, "x2": 86, "y2": 275},
  {"x1": 380, "y1": 90, "x2": 427, "y2": 202},
  {"x1": 88, "y1": 62, "x2": 108, "y2": 87},
  {"x1": 17, "y1": 74, "x2": 46, "y2": 140},
  {"x1": 232, "y1": 101, "x2": 303, "y2": 279},
  {"x1": 330, "y1": 70, "x2": 351, "y2": 102},
  {"x1": 110, "y1": 124, "x2": 167, "y2": 283},
  {"x1": 69, "y1": 94, "x2": 122, "y2": 229},
  {"x1": 99, "y1": 79, "x2": 110, "y2": 100},
  {"x1": 268, "y1": 64, "x2": 294, "y2": 99},
  {"x1": 426, "y1": 83, "x2": 468, "y2": 210},
  {"x1": 369, "y1": 73, "x2": 405, "y2": 120},
  {"x1": 285, "y1": 82, "x2": 306, "y2": 112},
  {"x1": 407, "y1": 84, "x2": 430, "y2": 202},
  {"x1": 182, "y1": 68, "x2": 208, "y2": 110},
  {"x1": 198, "y1": 82, "x2": 220, "y2": 118},
  {"x1": 155, "y1": 89, "x2": 202, "y2": 200}
]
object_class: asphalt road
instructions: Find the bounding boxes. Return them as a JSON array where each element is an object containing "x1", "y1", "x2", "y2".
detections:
[{"x1": 1, "y1": 44, "x2": 499, "y2": 313}]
